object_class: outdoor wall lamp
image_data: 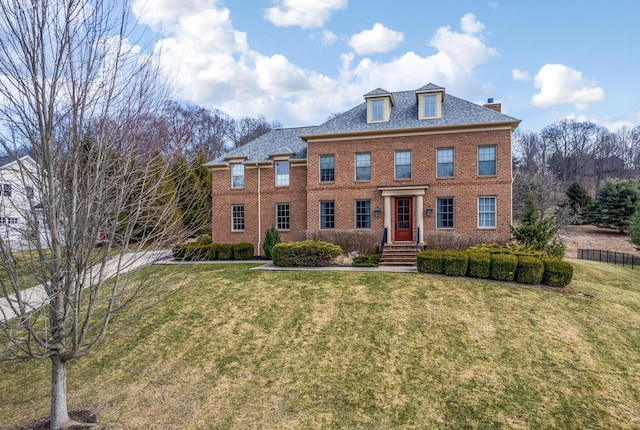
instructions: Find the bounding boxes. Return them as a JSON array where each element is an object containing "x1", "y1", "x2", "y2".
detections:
[
  {"x1": 425, "y1": 206, "x2": 433, "y2": 216},
  {"x1": 374, "y1": 206, "x2": 381, "y2": 217}
]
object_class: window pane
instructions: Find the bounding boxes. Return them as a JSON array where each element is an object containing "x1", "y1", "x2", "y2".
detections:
[
  {"x1": 437, "y1": 198, "x2": 454, "y2": 228},
  {"x1": 478, "y1": 146, "x2": 496, "y2": 176},
  {"x1": 276, "y1": 161, "x2": 290, "y2": 186},
  {"x1": 320, "y1": 155, "x2": 335, "y2": 182},
  {"x1": 478, "y1": 197, "x2": 496, "y2": 228},
  {"x1": 355, "y1": 200, "x2": 371, "y2": 229},
  {"x1": 423, "y1": 95, "x2": 436, "y2": 117},
  {"x1": 276, "y1": 203, "x2": 290, "y2": 230},
  {"x1": 232, "y1": 205, "x2": 245, "y2": 231},
  {"x1": 320, "y1": 200, "x2": 335, "y2": 229},
  {"x1": 231, "y1": 164, "x2": 244, "y2": 188},
  {"x1": 355, "y1": 153, "x2": 371, "y2": 181},
  {"x1": 395, "y1": 151, "x2": 411, "y2": 179},
  {"x1": 372, "y1": 99, "x2": 384, "y2": 121},
  {"x1": 437, "y1": 148, "x2": 454, "y2": 178}
]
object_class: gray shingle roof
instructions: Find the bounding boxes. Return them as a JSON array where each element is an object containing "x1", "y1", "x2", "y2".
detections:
[
  {"x1": 207, "y1": 84, "x2": 520, "y2": 164},
  {"x1": 207, "y1": 126, "x2": 316, "y2": 165}
]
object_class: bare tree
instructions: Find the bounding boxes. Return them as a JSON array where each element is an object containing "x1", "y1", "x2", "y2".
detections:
[
  {"x1": 226, "y1": 115, "x2": 281, "y2": 148},
  {"x1": 0, "y1": 1, "x2": 190, "y2": 428}
]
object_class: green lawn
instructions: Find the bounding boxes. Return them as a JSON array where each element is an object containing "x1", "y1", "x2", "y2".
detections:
[{"x1": 1, "y1": 259, "x2": 639, "y2": 429}]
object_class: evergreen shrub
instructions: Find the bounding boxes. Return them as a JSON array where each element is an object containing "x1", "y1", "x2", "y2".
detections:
[
  {"x1": 515, "y1": 255, "x2": 544, "y2": 284},
  {"x1": 467, "y1": 252, "x2": 491, "y2": 278},
  {"x1": 443, "y1": 250, "x2": 469, "y2": 276},
  {"x1": 233, "y1": 242, "x2": 254, "y2": 260},
  {"x1": 491, "y1": 253, "x2": 518, "y2": 282},
  {"x1": 352, "y1": 254, "x2": 380, "y2": 267},
  {"x1": 417, "y1": 250, "x2": 443, "y2": 274},
  {"x1": 541, "y1": 257, "x2": 574, "y2": 287},
  {"x1": 217, "y1": 244, "x2": 234, "y2": 260},
  {"x1": 272, "y1": 240, "x2": 343, "y2": 267}
]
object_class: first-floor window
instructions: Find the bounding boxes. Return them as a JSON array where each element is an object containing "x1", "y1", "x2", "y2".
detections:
[
  {"x1": 437, "y1": 197, "x2": 454, "y2": 228},
  {"x1": 232, "y1": 204, "x2": 245, "y2": 231},
  {"x1": 276, "y1": 203, "x2": 290, "y2": 231},
  {"x1": 478, "y1": 197, "x2": 496, "y2": 228},
  {"x1": 355, "y1": 200, "x2": 371, "y2": 229},
  {"x1": 1, "y1": 183, "x2": 11, "y2": 198},
  {"x1": 320, "y1": 200, "x2": 335, "y2": 229},
  {"x1": 0, "y1": 217, "x2": 19, "y2": 224}
]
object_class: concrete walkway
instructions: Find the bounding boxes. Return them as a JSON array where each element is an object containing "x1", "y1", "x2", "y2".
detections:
[{"x1": 0, "y1": 250, "x2": 171, "y2": 322}]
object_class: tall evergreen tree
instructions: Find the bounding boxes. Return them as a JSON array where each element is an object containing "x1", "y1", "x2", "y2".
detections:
[{"x1": 588, "y1": 178, "x2": 640, "y2": 232}]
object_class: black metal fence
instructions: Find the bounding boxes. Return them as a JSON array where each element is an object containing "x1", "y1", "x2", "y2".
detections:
[{"x1": 577, "y1": 248, "x2": 640, "y2": 269}]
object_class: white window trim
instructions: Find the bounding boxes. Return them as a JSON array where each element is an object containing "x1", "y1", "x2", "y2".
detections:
[
  {"x1": 418, "y1": 92, "x2": 442, "y2": 119},
  {"x1": 477, "y1": 196, "x2": 497, "y2": 229},
  {"x1": 478, "y1": 145, "x2": 497, "y2": 177},
  {"x1": 276, "y1": 202, "x2": 291, "y2": 231},
  {"x1": 366, "y1": 97, "x2": 392, "y2": 123},
  {"x1": 231, "y1": 204, "x2": 245, "y2": 232},
  {"x1": 275, "y1": 161, "x2": 290, "y2": 187},
  {"x1": 355, "y1": 199, "x2": 372, "y2": 230},
  {"x1": 436, "y1": 148, "x2": 455, "y2": 178},
  {"x1": 436, "y1": 197, "x2": 454, "y2": 229},
  {"x1": 320, "y1": 154, "x2": 335, "y2": 183},
  {"x1": 355, "y1": 152, "x2": 371, "y2": 181},
  {"x1": 231, "y1": 163, "x2": 244, "y2": 188},
  {"x1": 394, "y1": 150, "x2": 412, "y2": 180}
]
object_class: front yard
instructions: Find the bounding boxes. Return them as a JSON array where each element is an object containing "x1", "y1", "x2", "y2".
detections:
[{"x1": 1, "y1": 260, "x2": 639, "y2": 429}]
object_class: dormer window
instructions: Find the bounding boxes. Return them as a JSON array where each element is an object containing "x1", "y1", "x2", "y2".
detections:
[
  {"x1": 364, "y1": 88, "x2": 394, "y2": 123},
  {"x1": 416, "y1": 84, "x2": 445, "y2": 120}
]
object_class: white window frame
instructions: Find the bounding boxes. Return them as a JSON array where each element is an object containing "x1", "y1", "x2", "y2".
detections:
[
  {"x1": 355, "y1": 152, "x2": 371, "y2": 181},
  {"x1": 437, "y1": 197, "x2": 454, "y2": 229},
  {"x1": 231, "y1": 204, "x2": 245, "y2": 232},
  {"x1": 478, "y1": 196, "x2": 496, "y2": 228},
  {"x1": 275, "y1": 161, "x2": 290, "y2": 187},
  {"x1": 231, "y1": 163, "x2": 244, "y2": 188},
  {"x1": 395, "y1": 150, "x2": 412, "y2": 180},
  {"x1": 320, "y1": 200, "x2": 335, "y2": 229},
  {"x1": 320, "y1": 154, "x2": 335, "y2": 183},
  {"x1": 276, "y1": 203, "x2": 290, "y2": 231},
  {"x1": 478, "y1": 145, "x2": 497, "y2": 176},
  {"x1": 355, "y1": 200, "x2": 371, "y2": 229},
  {"x1": 418, "y1": 92, "x2": 442, "y2": 119},
  {"x1": 436, "y1": 148, "x2": 454, "y2": 178}
]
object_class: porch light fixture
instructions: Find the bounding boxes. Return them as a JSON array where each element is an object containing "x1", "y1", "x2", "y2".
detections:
[
  {"x1": 425, "y1": 206, "x2": 433, "y2": 216},
  {"x1": 374, "y1": 206, "x2": 381, "y2": 217}
]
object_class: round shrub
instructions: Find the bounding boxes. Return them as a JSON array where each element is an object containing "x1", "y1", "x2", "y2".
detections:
[
  {"x1": 490, "y1": 253, "x2": 518, "y2": 282},
  {"x1": 417, "y1": 250, "x2": 444, "y2": 274},
  {"x1": 467, "y1": 252, "x2": 491, "y2": 278},
  {"x1": 272, "y1": 240, "x2": 343, "y2": 267},
  {"x1": 233, "y1": 242, "x2": 255, "y2": 260},
  {"x1": 217, "y1": 244, "x2": 234, "y2": 260},
  {"x1": 515, "y1": 255, "x2": 544, "y2": 284},
  {"x1": 443, "y1": 250, "x2": 468, "y2": 276},
  {"x1": 207, "y1": 243, "x2": 220, "y2": 260},
  {"x1": 542, "y1": 257, "x2": 574, "y2": 287}
]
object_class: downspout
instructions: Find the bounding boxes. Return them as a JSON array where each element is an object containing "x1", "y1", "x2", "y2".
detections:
[{"x1": 257, "y1": 164, "x2": 262, "y2": 256}]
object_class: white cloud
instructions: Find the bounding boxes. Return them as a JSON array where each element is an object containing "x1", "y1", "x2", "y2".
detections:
[
  {"x1": 460, "y1": 13, "x2": 484, "y2": 34},
  {"x1": 348, "y1": 23, "x2": 404, "y2": 55},
  {"x1": 512, "y1": 69, "x2": 531, "y2": 81},
  {"x1": 531, "y1": 64, "x2": 605, "y2": 110},
  {"x1": 132, "y1": 2, "x2": 499, "y2": 126},
  {"x1": 319, "y1": 29, "x2": 338, "y2": 45},
  {"x1": 264, "y1": 0, "x2": 347, "y2": 29}
]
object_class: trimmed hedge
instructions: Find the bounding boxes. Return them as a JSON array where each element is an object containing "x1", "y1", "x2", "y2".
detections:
[
  {"x1": 217, "y1": 244, "x2": 234, "y2": 260},
  {"x1": 233, "y1": 242, "x2": 255, "y2": 260},
  {"x1": 467, "y1": 252, "x2": 491, "y2": 278},
  {"x1": 272, "y1": 240, "x2": 343, "y2": 267},
  {"x1": 516, "y1": 255, "x2": 544, "y2": 284},
  {"x1": 541, "y1": 257, "x2": 574, "y2": 287},
  {"x1": 352, "y1": 254, "x2": 380, "y2": 267},
  {"x1": 417, "y1": 250, "x2": 443, "y2": 274},
  {"x1": 443, "y1": 250, "x2": 468, "y2": 276},
  {"x1": 491, "y1": 253, "x2": 518, "y2": 282},
  {"x1": 172, "y1": 243, "x2": 210, "y2": 261}
]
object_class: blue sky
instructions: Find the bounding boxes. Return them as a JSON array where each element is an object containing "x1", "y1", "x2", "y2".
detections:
[{"x1": 131, "y1": 0, "x2": 640, "y2": 133}]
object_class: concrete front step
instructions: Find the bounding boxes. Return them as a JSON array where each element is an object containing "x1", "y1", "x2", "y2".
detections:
[{"x1": 380, "y1": 243, "x2": 418, "y2": 267}]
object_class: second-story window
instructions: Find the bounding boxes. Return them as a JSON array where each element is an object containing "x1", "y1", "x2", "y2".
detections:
[
  {"x1": 355, "y1": 153, "x2": 371, "y2": 181},
  {"x1": 395, "y1": 150, "x2": 411, "y2": 180},
  {"x1": 437, "y1": 148, "x2": 454, "y2": 178},
  {"x1": 478, "y1": 145, "x2": 496, "y2": 176},
  {"x1": 276, "y1": 161, "x2": 290, "y2": 186},
  {"x1": 231, "y1": 163, "x2": 244, "y2": 188},
  {"x1": 320, "y1": 155, "x2": 335, "y2": 182},
  {"x1": 1, "y1": 183, "x2": 12, "y2": 198}
]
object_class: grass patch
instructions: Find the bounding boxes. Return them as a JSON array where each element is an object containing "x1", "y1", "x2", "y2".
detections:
[{"x1": 1, "y1": 260, "x2": 639, "y2": 428}]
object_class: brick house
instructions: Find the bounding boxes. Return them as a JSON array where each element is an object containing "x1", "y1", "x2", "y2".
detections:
[{"x1": 206, "y1": 84, "x2": 520, "y2": 258}]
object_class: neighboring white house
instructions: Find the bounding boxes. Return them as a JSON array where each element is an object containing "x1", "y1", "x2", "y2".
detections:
[{"x1": 0, "y1": 155, "x2": 46, "y2": 250}]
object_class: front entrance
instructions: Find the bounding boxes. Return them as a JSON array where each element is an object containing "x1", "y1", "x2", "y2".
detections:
[{"x1": 394, "y1": 197, "x2": 413, "y2": 241}]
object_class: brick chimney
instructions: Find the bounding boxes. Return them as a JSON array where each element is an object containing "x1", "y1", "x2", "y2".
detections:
[{"x1": 483, "y1": 97, "x2": 502, "y2": 113}]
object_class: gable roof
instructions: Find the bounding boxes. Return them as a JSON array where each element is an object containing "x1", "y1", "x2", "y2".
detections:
[
  {"x1": 206, "y1": 126, "x2": 316, "y2": 165},
  {"x1": 207, "y1": 84, "x2": 520, "y2": 165},
  {"x1": 0, "y1": 155, "x2": 37, "y2": 169}
]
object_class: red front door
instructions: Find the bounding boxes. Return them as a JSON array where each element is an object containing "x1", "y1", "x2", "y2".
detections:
[{"x1": 394, "y1": 198, "x2": 413, "y2": 241}]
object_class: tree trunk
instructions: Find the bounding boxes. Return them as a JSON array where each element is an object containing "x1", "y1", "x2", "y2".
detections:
[{"x1": 50, "y1": 355, "x2": 70, "y2": 430}]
